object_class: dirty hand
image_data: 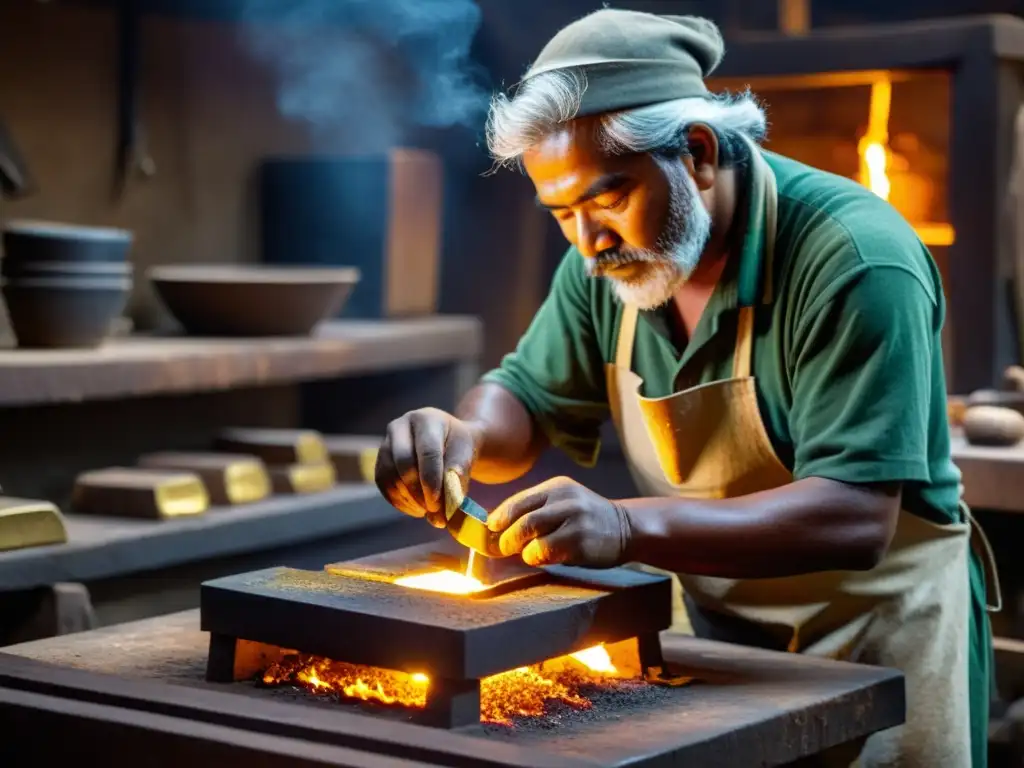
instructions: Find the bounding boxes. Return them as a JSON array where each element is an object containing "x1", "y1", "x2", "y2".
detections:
[
  {"x1": 487, "y1": 477, "x2": 631, "y2": 567},
  {"x1": 374, "y1": 407, "x2": 478, "y2": 529}
]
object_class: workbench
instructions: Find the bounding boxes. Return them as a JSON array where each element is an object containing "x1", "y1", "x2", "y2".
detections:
[{"x1": 0, "y1": 610, "x2": 904, "y2": 767}]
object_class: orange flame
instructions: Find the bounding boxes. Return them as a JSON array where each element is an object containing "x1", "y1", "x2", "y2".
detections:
[{"x1": 856, "y1": 75, "x2": 954, "y2": 246}]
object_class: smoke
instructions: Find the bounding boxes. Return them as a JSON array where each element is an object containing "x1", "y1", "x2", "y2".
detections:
[{"x1": 239, "y1": 0, "x2": 489, "y2": 151}]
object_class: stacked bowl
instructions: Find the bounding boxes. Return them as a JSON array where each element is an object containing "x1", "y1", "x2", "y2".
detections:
[{"x1": 1, "y1": 220, "x2": 133, "y2": 349}]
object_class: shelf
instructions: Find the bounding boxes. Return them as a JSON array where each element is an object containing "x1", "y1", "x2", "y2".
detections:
[
  {"x1": 0, "y1": 316, "x2": 482, "y2": 407},
  {"x1": 0, "y1": 484, "x2": 404, "y2": 591}
]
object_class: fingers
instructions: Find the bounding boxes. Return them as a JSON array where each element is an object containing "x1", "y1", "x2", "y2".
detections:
[
  {"x1": 498, "y1": 500, "x2": 575, "y2": 557},
  {"x1": 442, "y1": 424, "x2": 476, "y2": 482},
  {"x1": 522, "y1": 524, "x2": 577, "y2": 566},
  {"x1": 488, "y1": 476, "x2": 573, "y2": 533},
  {"x1": 386, "y1": 418, "x2": 425, "y2": 509},
  {"x1": 374, "y1": 439, "x2": 426, "y2": 518},
  {"x1": 408, "y1": 411, "x2": 446, "y2": 516}
]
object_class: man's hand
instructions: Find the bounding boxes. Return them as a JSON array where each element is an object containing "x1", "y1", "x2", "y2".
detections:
[
  {"x1": 486, "y1": 476, "x2": 631, "y2": 567},
  {"x1": 374, "y1": 408, "x2": 480, "y2": 529}
]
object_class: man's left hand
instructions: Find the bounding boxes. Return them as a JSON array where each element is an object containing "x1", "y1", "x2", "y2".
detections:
[{"x1": 486, "y1": 476, "x2": 632, "y2": 567}]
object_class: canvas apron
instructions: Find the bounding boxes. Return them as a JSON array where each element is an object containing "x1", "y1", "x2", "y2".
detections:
[{"x1": 605, "y1": 148, "x2": 1001, "y2": 767}]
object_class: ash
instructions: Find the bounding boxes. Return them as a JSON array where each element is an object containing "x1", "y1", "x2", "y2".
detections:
[
  {"x1": 482, "y1": 679, "x2": 679, "y2": 736},
  {"x1": 251, "y1": 675, "x2": 681, "y2": 732}
]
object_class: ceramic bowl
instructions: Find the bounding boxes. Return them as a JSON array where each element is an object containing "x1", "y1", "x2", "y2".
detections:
[
  {"x1": 2, "y1": 220, "x2": 133, "y2": 266},
  {"x1": 148, "y1": 265, "x2": 360, "y2": 337},
  {"x1": 2, "y1": 275, "x2": 131, "y2": 349}
]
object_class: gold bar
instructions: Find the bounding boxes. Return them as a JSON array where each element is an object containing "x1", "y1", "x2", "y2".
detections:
[
  {"x1": 0, "y1": 497, "x2": 67, "y2": 552},
  {"x1": 268, "y1": 462, "x2": 337, "y2": 495},
  {"x1": 214, "y1": 428, "x2": 329, "y2": 466},
  {"x1": 323, "y1": 435, "x2": 380, "y2": 483},
  {"x1": 72, "y1": 468, "x2": 209, "y2": 519},
  {"x1": 137, "y1": 452, "x2": 271, "y2": 506}
]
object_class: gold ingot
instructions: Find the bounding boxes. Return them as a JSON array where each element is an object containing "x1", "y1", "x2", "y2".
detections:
[
  {"x1": 137, "y1": 452, "x2": 271, "y2": 506},
  {"x1": 72, "y1": 468, "x2": 209, "y2": 519},
  {"x1": 359, "y1": 448, "x2": 378, "y2": 483},
  {"x1": 214, "y1": 428, "x2": 328, "y2": 466},
  {"x1": 269, "y1": 462, "x2": 337, "y2": 495},
  {"x1": 321, "y1": 435, "x2": 380, "y2": 483},
  {"x1": 0, "y1": 497, "x2": 68, "y2": 552}
]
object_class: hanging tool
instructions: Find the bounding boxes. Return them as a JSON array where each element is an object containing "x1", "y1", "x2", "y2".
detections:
[
  {"x1": 442, "y1": 469, "x2": 503, "y2": 558},
  {"x1": 114, "y1": 0, "x2": 155, "y2": 200},
  {"x1": 0, "y1": 117, "x2": 34, "y2": 199}
]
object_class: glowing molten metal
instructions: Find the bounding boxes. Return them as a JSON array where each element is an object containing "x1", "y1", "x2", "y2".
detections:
[
  {"x1": 261, "y1": 563, "x2": 639, "y2": 725},
  {"x1": 393, "y1": 568, "x2": 484, "y2": 594}
]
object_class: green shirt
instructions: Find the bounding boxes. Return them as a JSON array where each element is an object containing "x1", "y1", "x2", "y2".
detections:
[{"x1": 483, "y1": 149, "x2": 962, "y2": 526}]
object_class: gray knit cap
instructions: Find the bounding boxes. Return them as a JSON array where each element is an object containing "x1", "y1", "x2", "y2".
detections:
[{"x1": 524, "y1": 9, "x2": 725, "y2": 116}]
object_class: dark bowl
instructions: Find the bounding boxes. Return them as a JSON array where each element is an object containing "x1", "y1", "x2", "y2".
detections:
[
  {"x1": 2, "y1": 275, "x2": 131, "y2": 349},
  {"x1": 2, "y1": 220, "x2": 133, "y2": 265},
  {"x1": 148, "y1": 265, "x2": 360, "y2": 337},
  {"x1": 1, "y1": 259, "x2": 133, "y2": 280}
]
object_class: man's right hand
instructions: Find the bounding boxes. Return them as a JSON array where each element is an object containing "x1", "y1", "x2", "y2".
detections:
[{"x1": 374, "y1": 407, "x2": 480, "y2": 528}]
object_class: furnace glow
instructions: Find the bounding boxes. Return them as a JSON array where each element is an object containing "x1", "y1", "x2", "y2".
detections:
[{"x1": 262, "y1": 642, "x2": 625, "y2": 725}]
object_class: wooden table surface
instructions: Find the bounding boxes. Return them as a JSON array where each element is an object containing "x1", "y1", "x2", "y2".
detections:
[
  {"x1": 0, "y1": 316, "x2": 481, "y2": 407},
  {"x1": 0, "y1": 485, "x2": 403, "y2": 592},
  {"x1": 0, "y1": 609, "x2": 905, "y2": 767},
  {"x1": 951, "y1": 432, "x2": 1024, "y2": 512}
]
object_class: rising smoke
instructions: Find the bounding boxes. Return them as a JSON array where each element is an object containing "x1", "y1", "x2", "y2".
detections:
[{"x1": 239, "y1": 0, "x2": 489, "y2": 151}]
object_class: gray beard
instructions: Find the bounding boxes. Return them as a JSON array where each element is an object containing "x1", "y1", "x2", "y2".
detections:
[{"x1": 586, "y1": 159, "x2": 713, "y2": 310}]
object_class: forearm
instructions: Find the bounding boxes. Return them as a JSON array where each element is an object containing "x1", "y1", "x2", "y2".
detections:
[
  {"x1": 621, "y1": 477, "x2": 900, "y2": 578},
  {"x1": 455, "y1": 383, "x2": 548, "y2": 484}
]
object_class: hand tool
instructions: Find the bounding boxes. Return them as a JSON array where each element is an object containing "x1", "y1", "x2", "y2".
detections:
[{"x1": 443, "y1": 469, "x2": 503, "y2": 558}]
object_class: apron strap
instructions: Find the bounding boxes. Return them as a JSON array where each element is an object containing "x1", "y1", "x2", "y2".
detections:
[
  {"x1": 961, "y1": 501, "x2": 1004, "y2": 613},
  {"x1": 615, "y1": 303, "x2": 640, "y2": 370},
  {"x1": 730, "y1": 146, "x2": 779, "y2": 380},
  {"x1": 733, "y1": 307, "x2": 755, "y2": 379}
]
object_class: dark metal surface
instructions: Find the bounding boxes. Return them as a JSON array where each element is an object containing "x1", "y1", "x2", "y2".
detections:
[{"x1": 200, "y1": 563, "x2": 672, "y2": 681}]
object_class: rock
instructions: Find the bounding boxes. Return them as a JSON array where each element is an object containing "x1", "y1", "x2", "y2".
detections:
[
  {"x1": 963, "y1": 405, "x2": 1024, "y2": 447},
  {"x1": 1005, "y1": 366, "x2": 1024, "y2": 392}
]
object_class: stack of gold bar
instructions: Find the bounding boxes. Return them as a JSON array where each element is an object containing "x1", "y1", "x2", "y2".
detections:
[{"x1": 137, "y1": 452, "x2": 272, "y2": 506}]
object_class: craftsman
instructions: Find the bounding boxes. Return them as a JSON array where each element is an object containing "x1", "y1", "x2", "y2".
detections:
[{"x1": 374, "y1": 10, "x2": 998, "y2": 767}]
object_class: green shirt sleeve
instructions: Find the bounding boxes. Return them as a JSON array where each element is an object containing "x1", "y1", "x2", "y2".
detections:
[
  {"x1": 481, "y1": 249, "x2": 609, "y2": 466},
  {"x1": 789, "y1": 263, "x2": 938, "y2": 485}
]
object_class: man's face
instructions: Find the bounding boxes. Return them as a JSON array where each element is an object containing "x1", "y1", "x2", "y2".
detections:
[{"x1": 523, "y1": 118, "x2": 712, "y2": 309}]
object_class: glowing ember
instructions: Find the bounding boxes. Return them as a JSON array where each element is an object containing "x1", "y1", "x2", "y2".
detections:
[
  {"x1": 262, "y1": 642, "x2": 627, "y2": 725},
  {"x1": 393, "y1": 569, "x2": 484, "y2": 594}
]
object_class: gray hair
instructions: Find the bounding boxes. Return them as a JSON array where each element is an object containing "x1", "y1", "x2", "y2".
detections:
[{"x1": 486, "y1": 69, "x2": 767, "y2": 171}]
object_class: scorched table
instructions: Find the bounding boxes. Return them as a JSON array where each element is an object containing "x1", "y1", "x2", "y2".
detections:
[{"x1": 0, "y1": 609, "x2": 904, "y2": 767}]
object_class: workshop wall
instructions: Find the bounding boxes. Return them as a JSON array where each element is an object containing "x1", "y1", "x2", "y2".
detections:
[
  {"x1": 0, "y1": 1, "x2": 313, "y2": 329},
  {"x1": 0, "y1": 0, "x2": 1018, "y2": 363}
]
